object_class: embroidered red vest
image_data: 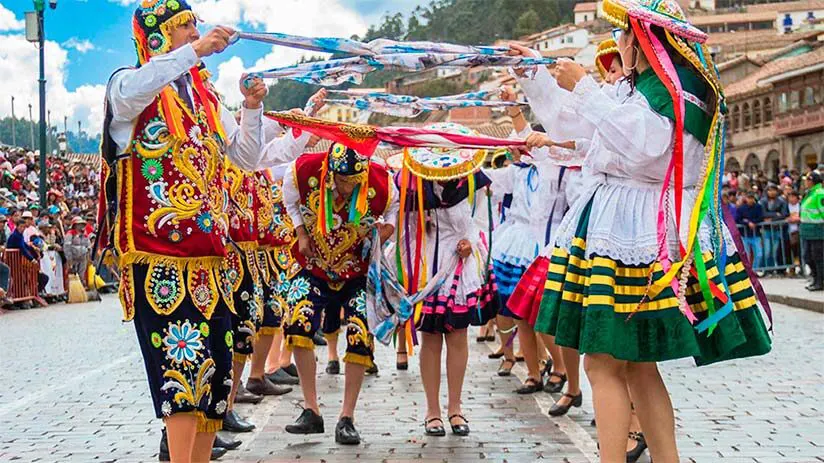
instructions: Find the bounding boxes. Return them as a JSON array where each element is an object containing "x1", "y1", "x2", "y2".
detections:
[
  {"x1": 292, "y1": 152, "x2": 391, "y2": 283},
  {"x1": 116, "y1": 85, "x2": 231, "y2": 320},
  {"x1": 255, "y1": 171, "x2": 294, "y2": 248},
  {"x1": 224, "y1": 161, "x2": 257, "y2": 246}
]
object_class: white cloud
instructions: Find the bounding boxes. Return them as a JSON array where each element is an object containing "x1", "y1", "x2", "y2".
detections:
[
  {"x1": 63, "y1": 37, "x2": 96, "y2": 54},
  {"x1": 0, "y1": 34, "x2": 106, "y2": 141},
  {"x1": 192, "y1": 0, "x2": 367, "y2": 106},
  {"x1": 0, "y1": 3, "x2": 23, "y2": 32}
]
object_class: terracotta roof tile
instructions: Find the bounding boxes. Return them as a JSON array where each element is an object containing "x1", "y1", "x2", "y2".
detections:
[
  {"x1": 574, "y1": 2, "x2": 598, "y2": 12},
  {"x1": 725, "y1": 46, "x2": 824, "y2": 98},
  {"x1": 746, "y1": 0, "x2": 824, "y2": 13},
  {"x1": 690, "y1": 10, "x2": 776, "y2": 26},
  {"x1": 540, "y1": 47, "x2": 584, "y2": 58}
]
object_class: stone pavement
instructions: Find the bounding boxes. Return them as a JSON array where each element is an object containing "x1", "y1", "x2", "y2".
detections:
[
  {"x1": 760, "y1": 277, "x2": 824, "y2": 313},
  {"x1": 0, "y1": 296, "x2": 822, "y2": 462}
]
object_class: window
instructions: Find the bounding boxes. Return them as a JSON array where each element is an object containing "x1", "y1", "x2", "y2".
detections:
[
  {"x1": 743, "y1": 102, "x2": 751, "y2": 130},
  {"x1": 790, "y1": 90, "x2": 800, "y2": 110},
  {"x1": 583, "y1": 14, "x2": 588, "y2": 21},
  {"x1": 803, "y1": 87, "x2": 815, "y2": 106},
  {"x1": 732, "y1": 105, "x2": 740, "y2": 132},
  {"x1": 753, "y1": 99, "x2": 761, "y2": 126},
  {"x1": 778, "y1": 92, "x2": 788, "y2": 113},
  {"x1": 764, "y1": 97, "x2": 773, "y2": 124}
]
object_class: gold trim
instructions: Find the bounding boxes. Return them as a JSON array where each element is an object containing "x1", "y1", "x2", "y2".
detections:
[
  {"x1": 343, "y1": 353, "x2": 373, "y2": 368},
  {"x1": 286, "y1": 334, "x2": 315, "y2": 351},
  {"x1": 403, "y1": 148, "x2": 487, "y2": 181},
  {"x1": 601, "y1": 0, "x2": 629, "y2": 30}
]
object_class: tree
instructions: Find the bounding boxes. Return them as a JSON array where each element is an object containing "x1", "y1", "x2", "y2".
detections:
[{"x1": 513, "y1": 9, "x2": 541, "y2": 38}]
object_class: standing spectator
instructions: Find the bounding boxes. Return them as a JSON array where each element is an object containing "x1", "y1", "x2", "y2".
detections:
[
  {"x1": 736, "y1": 192, "x2": 765, "y2": 269},
  {"x1": 64, "y1": 217, "x2": 91, "y2": 276},
  {"x1": 787, "y1": 191, "x2": 802, "y2": 274},
  {"x1": 729, "y1": 171, "x2": 739, "y2": 192},
  {"x1": 759, "y1": 184, "x2": 789, "y2": 271},
  {"x1": 800, "y1": 172, "x2": 824, "y2": 291},
  {"x1": 722, "y1": 189, "x2": 737, "y2": 218}
]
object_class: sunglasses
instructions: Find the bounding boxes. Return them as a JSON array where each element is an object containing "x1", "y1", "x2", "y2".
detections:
[{"x1": 611, "y1": 28, "x2": 623, "y2": 42}]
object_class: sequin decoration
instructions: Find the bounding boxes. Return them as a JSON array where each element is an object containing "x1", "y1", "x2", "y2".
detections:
[
  {"x1": 119, "y1": 265, "x2": 137, "y2": 321},
  {"x1": 145, "y1": 261, "x2": 185, "y2": 315},
  {"x1": 187, "y1": 263, "x2": 219, "y2": 319},
  {"x1": 141, "y1": 159, "x2": 164, "y2": 182}
]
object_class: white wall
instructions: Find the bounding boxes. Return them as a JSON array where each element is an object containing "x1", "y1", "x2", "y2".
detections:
[
  {"x1": 574, "y1": 11, "x2": 595, "y2": 24},
  {"x1": 776, "y1": 8, "x2": 824, "y2": 33},
  {"x1": 537, "y1": 29, "x2": 590, "y2": 51}
]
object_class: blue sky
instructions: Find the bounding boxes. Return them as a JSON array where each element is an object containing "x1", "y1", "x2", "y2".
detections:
[{"x1": 0, "y1": 0, "x2": 423, "y2": 135}]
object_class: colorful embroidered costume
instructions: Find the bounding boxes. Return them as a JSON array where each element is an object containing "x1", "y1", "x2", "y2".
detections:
[
  {"x1": 98, "y1": 0, "x2": 265, "y2": 431},
  {"x1": 515, "y1": 0, "x2": 771, "y2": 364},
  {"x1": 282, "y1": 144, "x2": 398, "y2": 366}
]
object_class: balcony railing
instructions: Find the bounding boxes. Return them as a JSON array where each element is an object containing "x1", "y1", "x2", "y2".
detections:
[{"x1": 774, "y1": 104, "x2": 824, "y2": 135}]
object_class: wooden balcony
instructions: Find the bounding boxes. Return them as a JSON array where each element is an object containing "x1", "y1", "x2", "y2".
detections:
[{"x1": 774, "y1": 104, "x2": 824, "y2": 136}]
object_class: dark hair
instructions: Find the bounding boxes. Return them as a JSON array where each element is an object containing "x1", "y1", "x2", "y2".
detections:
[{"x1": 789, "y1": 190, "x2": 800, "y2": 198}]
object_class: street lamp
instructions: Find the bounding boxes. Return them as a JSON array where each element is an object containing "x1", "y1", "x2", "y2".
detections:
[
  {"x1": 10, "y1": 96, "x2": 15, "y2": 147},
  {"x1": 28, "y1": 103, "x2": 34, "y2": 148}
]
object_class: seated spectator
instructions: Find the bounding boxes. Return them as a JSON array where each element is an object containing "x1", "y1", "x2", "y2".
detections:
[{"x1": 7, "y1": 218, "x2": 38, "y2": 261}]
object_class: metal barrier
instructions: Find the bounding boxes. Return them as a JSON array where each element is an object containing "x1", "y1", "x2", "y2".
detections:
[
  {"x1": 1, "y1": 249, "x2": 40, "y2": 303},
  {"x1": 735, "y1": 219, "x2": 807, "y2": 274}
]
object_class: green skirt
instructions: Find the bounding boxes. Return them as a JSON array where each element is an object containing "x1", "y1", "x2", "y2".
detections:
[{"x1": 535, "y1": 199, "x2": 771, "y2": 365}]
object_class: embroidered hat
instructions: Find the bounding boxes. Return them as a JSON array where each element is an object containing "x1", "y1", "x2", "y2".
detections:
[
  {"x1": 601, "y1": 0, "x2": 707, "y2": 43},
  {"x1": 328, "y1": 142, "x2": 369, "y2": 180},
  {"x1": 595, "y1": 38, "x2": 621, "y2": 80},
  {"x1": 132, "y1": 0, "x2": 196, "y2": 65}
]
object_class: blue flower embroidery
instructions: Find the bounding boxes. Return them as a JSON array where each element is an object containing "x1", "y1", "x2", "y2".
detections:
[
  {"x1": 287, "y1": 277, "x2": 311, "y2": 304},
  {"x1": 196, "y1": 213, "x2": 213, "y2": 232},
  {"x1": 350, "y1": 292, "x2": 366, "y2": 316},
  {"x1": 163, "y1": 320, "x2": 204, "y2": 364}
]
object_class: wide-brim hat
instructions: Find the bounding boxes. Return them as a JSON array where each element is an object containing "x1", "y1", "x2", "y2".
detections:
[
  {"x1": 595, "y1": 38, "x2": 621, "y2": 80},
  {"x1": 71, "y1": 216, "x2": 87, "y2": 226},
  {"x1": 602, "y1": 0, "x2": 708, "y2": 43},
  {"x1": 403, "y1": 122, "x2": 487, "y2": 181}
]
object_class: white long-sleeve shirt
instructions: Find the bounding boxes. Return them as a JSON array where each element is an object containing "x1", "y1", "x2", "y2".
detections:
[{"x1": 107, "y1": 43, "x2": 265, "y2": 172}]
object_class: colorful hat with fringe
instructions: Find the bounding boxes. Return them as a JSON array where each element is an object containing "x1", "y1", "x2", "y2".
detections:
[
  {"x1": 595, "y1": 38, "x2": 621, "y2": 80},
  {"x1": 601, "y1": 0, "x2": 707, "y2": 43},
  {"x1": 316, "y1": 143, "x2": 371, "y2": 235},
  {"x1": 132, "y1": 0, "x2": 195, "y2": 65}
]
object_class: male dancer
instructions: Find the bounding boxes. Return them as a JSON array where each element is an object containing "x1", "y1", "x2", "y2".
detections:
[
  {"x1": 282, "y1": 141, "x2": 397, "y2": 444},
  {"x1": 100, "y1": 2, "x2": 267, "y2": 461}
]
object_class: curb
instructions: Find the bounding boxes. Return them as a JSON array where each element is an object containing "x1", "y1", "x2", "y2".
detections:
[{"x1": 766, "y1": 294, "x2": 824, "y2": 314}]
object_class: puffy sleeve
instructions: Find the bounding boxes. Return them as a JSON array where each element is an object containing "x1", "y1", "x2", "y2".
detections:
[
  {"x1": 482, "y1": 165, "x2": 515, "y2": 195},
  {"x1": 516, "y1": 65, "x2": 596, "y2": 142},
  {"x1": 282, "y1": 162, "x2": 304, "y2": 228}
]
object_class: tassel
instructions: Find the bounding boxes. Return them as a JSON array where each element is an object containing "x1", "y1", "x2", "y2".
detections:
[
  {"x1": 396, "y1": 162, "x2": 410, "y2": 289},
  {"x1": 317, "y1": 159, "x2": 330, "y2": 235},
  {"x1": 159, "y1": 88, "x2": 186, "y2": 140},
  {"x1": 468, "y1": 173, "x2": 476, "y2": 209},
  {"x1": 189, "y1": 67, "x2": 226, "y2": 140}
]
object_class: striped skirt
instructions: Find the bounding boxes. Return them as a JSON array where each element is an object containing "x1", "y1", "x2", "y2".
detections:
[
  {"x1": 535, "y1": 198, "x2": 771, "y2": 365},
  {"x1": 417, "y1": 261, "x2": 499, "y2": 334}
]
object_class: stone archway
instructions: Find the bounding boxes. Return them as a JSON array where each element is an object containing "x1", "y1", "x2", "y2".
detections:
[
  {"x1": 744, "y1": 152, "x2": 761, "y2": 176},
  {"x1": 797, "y1": 144, "x2": 817, "y2": 170},
  {"x1": 726, "y1": 156, "x2": 741, "y2": 172},
  {"x1": 764, "y1": 149, "x2": 780, "y2": 182}
]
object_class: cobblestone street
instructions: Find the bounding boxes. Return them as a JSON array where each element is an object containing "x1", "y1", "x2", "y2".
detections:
[{"x1": 0, "y1": 296, "x2": 822, "y2": 462}]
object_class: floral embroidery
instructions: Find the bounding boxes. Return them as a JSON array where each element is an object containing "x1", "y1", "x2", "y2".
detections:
[
  {"x1": 167, "y1": 0, "x2": 180, "y2": 10},
  {"x1": 287, "y1": 277, "x2": 311, "y2": 304},
  {"x1": 161, "y1": 401, "x2": 173, "y2": 416},
  {"x1": 199, "y1": 322, "x2": 210, "y2": 337},
  {"x1": 153, "y1": 278, "x2": 180, "y2": 306},
  {"x1": 144, "y1": 14, "x2": 157, "y2": 27},
  {"x1": 147, "y1": 32, "x2": 165, "y2": 52},
  {"x1": 215, "y1": 400, "x2": 227, "y2": 415},
  {"x1": 141, "y1": 159, "x2": 163, "y2": 182},
  {"x1": 168, "y1": 229, "x2": 183, "y2": 243},
  {"x1": 350, "y1": 291, "x2": 366, "y2": 316},
  {"x1": 225, "y1": 331, "x2": 233, "y2": 348},
  {"x1": 151, "y1": 332, "x2": 163, "y2": 348},
  {"x1": 196, "y1": 212, "x2": 213, "y2": 232},
  {"x1": 163, "y1": 320, "x2": 204, "y2": 364}
]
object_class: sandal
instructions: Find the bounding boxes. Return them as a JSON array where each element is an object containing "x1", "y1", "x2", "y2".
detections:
[
  {"x1": 448, "y1": 414, "x2": 470, "y2": 436},
  {"x1": 424, "y1": 417, "x2": 446, "y2": 437},
  {"x1": 488, "y1": 350, "x2": 505, "y2": 359},
  {"x1": 548, "y1": 392, "x2": 583, "y2": 417},
  {"x1": 515, "y1": 377, "x2": 544, "y2": 394},
  {"x1": 540, "y1": 358, "x2": 553, "y2": 377},
  {"x1": 396, "y1": 351, "x2": 408, "y2": 371},
  {"x1": 497, "y1": 358, "x2": 516, "y2": 376},
  {"x1": 626, "y1": 432, "x2": 648, "y2": 462},
  {"x1": 544, "y1": 371, "x2": 567, "y2": 393}
]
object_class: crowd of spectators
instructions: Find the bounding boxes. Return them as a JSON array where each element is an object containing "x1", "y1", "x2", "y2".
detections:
[
  {"x1": 723, "y1": 164, "x2": 824, "y2": 290},
  {"x1": 0, "y1": 145, "x2": 100, "y2": 308}
]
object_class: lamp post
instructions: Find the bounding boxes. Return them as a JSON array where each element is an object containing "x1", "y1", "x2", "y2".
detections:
[
  {"x1": 10, "y1": 96, "x2": 15, "y2": 147},
  {"x1": 28, "y1": 103, "x2": 34, "y2": 148},
  {"x1": 47, "y1": 109, "x2": 51, "y2": 154}
]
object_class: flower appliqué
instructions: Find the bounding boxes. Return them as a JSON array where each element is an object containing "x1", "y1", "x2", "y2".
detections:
[
  {"x1": 162, "y1": 320, "x2": 204, "y2": 364},
  {"x1": 287, "y1": 277, "x2": 311, "y2": 304}
]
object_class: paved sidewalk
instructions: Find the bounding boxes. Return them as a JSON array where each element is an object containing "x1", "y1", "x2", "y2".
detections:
[
  {"x1": 0, "y1": 296, "x2": 822, "y2": 462},
  {"x1": 760, "y1": 276, "x2": 824, "y2": 313}
]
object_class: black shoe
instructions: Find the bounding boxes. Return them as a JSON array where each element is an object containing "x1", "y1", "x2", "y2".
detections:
[
  {"x1": 497, "y1": 358, "x2": 515, "y2": 376},
  {"x1": 396, "y1": 351, "x2": 409, "y2": 371},
  {"x1": 807, "y1": 283, "x2": 824, "y2": 291},
  {"x1": 214, "y1": 433, "x2": 241, "y2": 451},
  {"x1": 159, "y1": 429, "x2": 228, "y2": 461},
  {"x1": 540, "y1": 359, "x2": 553, "y2": 377},
  {"x1": 326, "y1": 359, "x2": 340, "y2": 375},
  {"x1": 590, "y1": 418, "x2": 596, "y2": 427},
  {"x1": 246, "y1": 377, "x2": 293, "y2": 396},
  {"x1": 285, "y1": 408, "x2": 324, "y2": 434},
  {"x1": 282, "y1": 363, "x2": 299, "y2": 377},
  {"x1": 312, "y1": 332, "x2": 328, "y2": 346},
  {"x1": 488, "y1": 350, "x2": 505, "y2": 359},
  {"x1": 222, "y1": 410, "x2": 256, "y2": 433},
  {"x1": 448, "y1": 414, "x2": 470, "y2": 436},
  {"x1": 424, "y1": 417, "x2": 446, "y2": 437},
  {"x1": 544, "y1": 372, "x2": 567, "y2": 394},
  {"x1": 366, "y1": 362, "x2": 379, "y2": 376},
  {"x1": 267, "y1": 368, "x2": 300, "y2": 385},
  {"x1": 335, "y1": 416, "x2": 361, "y2": 445},
  {"x1": 515, "y1": 377, "x2": 544, "y2": 394},
  {"x1": 548, "y1": 392, "x2": 583, "y2": 417},
  {"x1": 626, "y1": 432, "x2": 648, "y2": 462},
  {"x1": 234, "y1": 383, "x2": 264, "y2": 404}
]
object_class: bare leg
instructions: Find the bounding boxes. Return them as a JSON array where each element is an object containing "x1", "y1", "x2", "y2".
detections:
[
  {"x1": 293, "y1": 346, "x2": 319, "y2": 413},
  {"x1": 560, "y1": 346, "x2": 582, "y2": 395},
  {"x1": 420, "y1": 332, "x2": 444, "y2": 420},
  {"x1": 340, "y1": 362, "x2": 366, "y2": 418},
  {"x1": 493, "y1": 315, "x2": 516, "y2": 358},
  {"x1": 228, "y1": 358, "x2": 245, "y2": 410},
  {"x1": 626, "y1": 362, "x2": 679, "y2": 463},
  {"x1": 279, "y1": 342, "x2": 293, "y2": 369},
  {"x1": 326, "y1": 331, "x2": 340, "y2": 362},
  {"x1": 514, "y1": 319, "x2": 541, "y2": 381},
  {"x1": 627, "y1": 382, "x2": 643, "y2": 452},
  {"x1": 445, "y1": 329, "x2": 469, "y2": 421},
  {"x1": 543, "y1": 334, "x2": 567, "y2": 387},
  {"x1": 584, "y1": 353, "x2": 632, "y2": 463},
  {"x1": 265, "y1": 331, "x2": 283, "y2": 374},
  {"x1": 250, "y1": 334, "x2": 275, "y2": 379},
  {"x1": 396, "y1": 325, "x2": 408, "y2": 365},
  {"x1": 164, "y1": 413, "x2": 198, "y2": 463},
  {"x1": 191, "y1": 432, "x2": 216, "y2": 463},
  {"x1": 536, "y1": 334, "x2": 549, "y2": 364}
]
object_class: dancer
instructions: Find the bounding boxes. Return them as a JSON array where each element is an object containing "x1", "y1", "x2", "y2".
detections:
[
  {"x1": 282, "y1": 142, "x2": 397, "y2": 445},
  {"x1": 510, "y1": 0, "x2": 772, "y2": 460},
  {"x1": 99, "y1": 2, "x2": 268, "y2": 461}
]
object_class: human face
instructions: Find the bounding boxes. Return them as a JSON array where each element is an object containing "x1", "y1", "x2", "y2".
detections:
[
  {"x1": 169, "y1": 17, "x2": 200, "y2": 51},
  {"x1": 606, "y1": 57, "x2": 623, "y2": 85},
  {"x1": 616, "y1": 28, "x2": 635, "y2": 76},
  {"x1": 334, "y1": 176, "x2": 358, "y2": 198}
]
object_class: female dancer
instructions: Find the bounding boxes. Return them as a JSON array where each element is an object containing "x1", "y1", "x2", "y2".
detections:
[{"x1": 510, "y1": 0, "x2": 772, "y2": 460}]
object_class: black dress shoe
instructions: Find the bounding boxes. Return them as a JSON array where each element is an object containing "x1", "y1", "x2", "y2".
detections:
[
  {"x1": 326, "y1": 359, "x2": 340, "y2": 375},
  {"x1": 159, "y1": 428, "x2": 228, "y2": 461},
  {"x1": 214, "y1": 433, "x2": 241, "y2": 450},
  {"x1": 807, "y1": 283, "x2": 824, "y2": 291},
  {"x1": 267, "y1": 368, "x2": 300, "y2": 385},
  {"x1": 234, "y1": 383, "x2": 264, "y2": 404},
  {"x1": 497, "y1": 358, "x2": 515, "y2": 376},
  {"x1": 515, "y1": 377, "x2": 544, "y2": 394},
  {"x1": 246, "y1": 377, "x2": 293, "y2": 396},
  {"x1": 282, "y1": 363, "x2": 299, "y2": 377},
  {"x1": 366, "y1": 362, "x2": 379, "y2": 376},
  {"x1": 396, "y1": 351, "x2": 409, "y2": 371},
  {"x1": 626, "y1": 432, "x2": 648, "y2": 463},
  {"x1": 548, "y1": 392, "x2": 583, "y2": 417},
  {"x1": 448, "y1": 414, "x2": 470, "y2": 436},
  {"x1": 335, "y1": 416, "x2": 361, "y2": 445},
  {"x1": 223, "y1": 410, "x2": 256, "y2": 433},
  {"x1": 424, "y1": 417, "x2": 446, "y2": 436},
  {"x1": 312, "y1": 332, "x2": 328, "y2": 345},
  {"x1": 285, "y1": 408, "x2": 324, "y2": 434},
  {"x1": 544, "y1": 372, "x2": 567, "y2": 394},
  {"x1": 488, "y1": 350, "x2": 505, "y2": 359}
]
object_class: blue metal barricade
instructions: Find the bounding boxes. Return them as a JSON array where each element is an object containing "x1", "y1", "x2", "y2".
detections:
[{"x1": 736, "y1": 219, "x2": 807, "y2": 274}]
